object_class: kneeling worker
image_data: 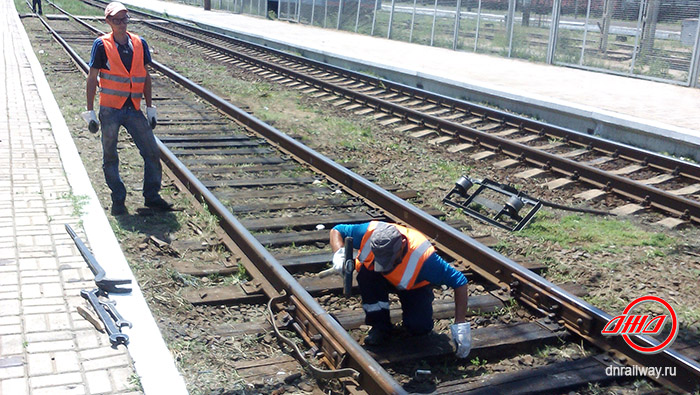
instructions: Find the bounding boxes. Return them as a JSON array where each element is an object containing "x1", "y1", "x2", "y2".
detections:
[{"x1": 330, "y1": 221, "x2": 471, "y2": 358}]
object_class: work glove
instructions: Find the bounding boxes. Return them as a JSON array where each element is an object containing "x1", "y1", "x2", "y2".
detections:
[
  {"x1": 450, "y1": 322, "x2": 472, "y2": 358},
  {"x1": 332, "y1": 248, "x2": 346, "y2": 275},
  {"x1": 146, "y1": 106, "x2": 157, "y2": 129},
  {"x1": 81, "y1": 110, "x2": 99, "y2": 133}
]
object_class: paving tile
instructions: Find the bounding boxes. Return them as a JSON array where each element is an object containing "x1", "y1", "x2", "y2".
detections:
[{"x1": 29, "y1": 372, "x2": 82, "y2": 389}]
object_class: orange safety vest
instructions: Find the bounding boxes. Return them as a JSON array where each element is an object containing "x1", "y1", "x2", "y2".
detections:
[
  {"x1": 355, "y1": 221, "x2": 434, "y2": 290},
  {"x1": 98, "y1": 32, "x2": 147, "y2": 110}
]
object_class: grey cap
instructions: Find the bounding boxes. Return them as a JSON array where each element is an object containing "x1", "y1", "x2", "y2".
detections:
[{"x1": 370, "y1": 225, "x2": 406, "y2": 272}]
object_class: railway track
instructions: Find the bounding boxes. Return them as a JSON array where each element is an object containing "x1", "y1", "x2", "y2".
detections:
[
  {"x1": 23, "y1": 1, "x2": 700, "y2": 393},
  {"x1": 79, "y1": 0, "x2": 700, "y2": 228}
]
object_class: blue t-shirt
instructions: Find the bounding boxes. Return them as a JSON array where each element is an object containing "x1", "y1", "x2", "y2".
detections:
[{"x1": 333, "y1": 222, "x2": 468, "y2": 289}]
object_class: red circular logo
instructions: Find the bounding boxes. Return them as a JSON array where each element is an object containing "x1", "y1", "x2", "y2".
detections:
[{"x1": 620, "y1": 295, "x2": 678, "y2": 354}]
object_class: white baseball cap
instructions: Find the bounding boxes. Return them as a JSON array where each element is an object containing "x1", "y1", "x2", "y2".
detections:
[{"x1": 104, "y1": 2, "x2": 127, "y2": 17}]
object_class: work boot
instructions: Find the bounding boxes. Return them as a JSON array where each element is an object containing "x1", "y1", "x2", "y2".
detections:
[
  {"x1": 111, "y1": 201, "x2": 127, "y2": 216},
  {"x1": 364, "y1": 327, "x2": 389, "y2": 346},
  {"x1": 145, "y1": 197, "x2": 174, "y2": 211}
]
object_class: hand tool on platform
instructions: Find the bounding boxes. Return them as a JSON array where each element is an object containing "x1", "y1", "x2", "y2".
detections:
[
  {"x1": 100, "y1": 298, "x2": 133, "y2": 329},
  {"x1": 318, "y1": 237, "x2": 354, "y2": 297},
  {"x1": 65, "y1": 224, "x2": 132, "y2": 293},
  {"x1": 81, "y1": 289, "x2": 129, "y2": 346}
]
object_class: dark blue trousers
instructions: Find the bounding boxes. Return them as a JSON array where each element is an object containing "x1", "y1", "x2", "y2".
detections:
[{"x1": 357, "y1": 266, "x2": 434, "y2": 335}]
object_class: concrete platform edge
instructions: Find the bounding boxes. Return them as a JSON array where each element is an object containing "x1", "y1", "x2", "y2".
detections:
[
  {"x1": 14, "y1": 10, "x2": 188, "y2": 395},
  {"x1": 192, "y1": 18, "x2": 700, "y2": 163}
]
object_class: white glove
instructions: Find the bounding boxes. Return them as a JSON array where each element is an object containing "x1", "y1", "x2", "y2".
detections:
[
  {"x1": 81, "y1": 110, "x2": 99, "y2": 133},
  {"x1": 146, "y1": 106, "x2": 157, "y2": 129},
  {"x1": 450, "y1": 322, "x2": 471, "y2": 358},
  {"x1": 332, "y1": 248, "x2": 345, "y2": 275}
]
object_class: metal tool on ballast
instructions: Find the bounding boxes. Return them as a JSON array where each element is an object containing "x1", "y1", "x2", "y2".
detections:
[
  {"x1": 65, "y1": 224, "x2": 132, "y2": 293},
  {"x1": 81, "y1": 289, "x2": 130, "y2": 346}
]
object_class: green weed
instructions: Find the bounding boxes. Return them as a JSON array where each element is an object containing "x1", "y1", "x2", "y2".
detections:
[{"x1": 518, "y1": 213, "x2": 675, "y2": 253}]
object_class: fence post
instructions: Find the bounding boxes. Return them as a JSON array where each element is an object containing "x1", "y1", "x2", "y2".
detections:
[
  {"x1": 599, "y1": 0, "x2": 614, "y2": 52},
  {"x1": 690, "y1": 12, "x2": 700, "y2": 87},
  {"x1": 430, "y1": 0, "x2": 438, "y2": 46},
  {"x1": 337, "y1": 0, "x2": 343, "y2": 29},
  {"x1": 506, "y1": 0, "x2": 516, "y2": 57},
  {"x1": 204, "y1": 0, "x2": 211, "y2": 10},
  {"x1": 387, "y1": 0, "x2": 397, "y2": 39},
  {"x1": 474, "y1": 0, "x2": 482, "y2": 51},
  {"x1": 310, "y1": 0, "x2": 316, "y2": 24},
  {"x1": 355, "y1": 0, "x2": 362, "y2": 32},
  {"x1": 579, "y1": 0, "x2": 592, "y2": 65},
  {"x1": 370, "y1": 0, "x2": 378, "y2": 34},
  {"x1": 546, "y1": 0, "x2": 561, "y2": 64},
  {"x1": 629, "y1": 0, "x2": 647, "y2": 74},
  {"x1": 409, "y1": 0, "x2": 418, "y2": 42},
  {"x1": 453, "y1": 0, "x2": 462, "y2": 50}
]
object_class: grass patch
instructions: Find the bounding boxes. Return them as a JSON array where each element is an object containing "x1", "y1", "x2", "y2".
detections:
[
  {"x1": 60, "y1": 191, "x2": 89, "y2": 218},
  {"x1": 518, "y1": 212, "x2": 675, "y2": 253},
  {"x1": 44, "y1": 0, "x2": 104, "y2": 16}
]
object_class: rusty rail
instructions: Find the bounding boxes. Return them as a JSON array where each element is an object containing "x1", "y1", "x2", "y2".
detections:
[
  {"x1": 38, "y1": 3, "x2": 700, "y2": 392},
  {"x1": 39, "y1": 4, "x2": 406, "y2": 393},
  {"x1": 138, "y1": 19, "x2": 700, "y2": 224}
]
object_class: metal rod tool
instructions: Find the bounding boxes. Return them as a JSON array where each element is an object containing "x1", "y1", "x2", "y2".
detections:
[{"x1": 65, "y1": 224, "x2": 132, "y2": 293}]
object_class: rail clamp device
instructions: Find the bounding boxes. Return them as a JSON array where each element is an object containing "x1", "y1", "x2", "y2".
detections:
[
  {"x1": 442, "y1": 176, "x2": 542, "y2": 231},
  {"x1": 65, "y1": 224, "x2": 132, "y2": 293}
]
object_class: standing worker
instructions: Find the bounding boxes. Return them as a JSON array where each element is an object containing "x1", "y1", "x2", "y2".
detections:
[
  {"x1": 329, "y1": 221, "x2": 471, "y2": 357},
  {"x1": 32, "y1": 0, "x2": 42, "y2": 15},
  {"x1": 83, "y1": 2, "x2": 172, "y2": 216}
]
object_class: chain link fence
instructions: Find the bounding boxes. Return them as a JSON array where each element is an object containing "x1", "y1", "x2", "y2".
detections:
[{"x1": 176, "y1": 0, "x2": 700, "y2": 86}]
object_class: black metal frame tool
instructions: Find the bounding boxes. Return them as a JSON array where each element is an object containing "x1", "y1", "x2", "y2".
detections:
[
  {"x1": 443, "y1": 175, "x2": 542, "y2": 231},
  {"x1": 65, "y1": 224, "x2": 132, "y2": 293}
]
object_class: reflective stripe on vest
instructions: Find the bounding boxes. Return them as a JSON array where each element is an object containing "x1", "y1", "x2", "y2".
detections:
[
  {"x1": 355, "y1": 221, "x2": 434, "y2": 290},
  {"x1": 362, "y1": 301, "x2": 390, "y2": 312},
  {"x1": 98, "y1": 32, "x2": 147, "y2": 110},
  {"x1": 397, "y1": 240, "x2": 432, "y2": 290},
  {"x1": 98, "y1": 73, "x2": 130, "y2": 83}
]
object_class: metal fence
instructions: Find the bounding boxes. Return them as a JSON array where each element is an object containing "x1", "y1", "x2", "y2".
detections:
[{"x1": 179, "y1": 0, "x2": 700, "y2": 86}]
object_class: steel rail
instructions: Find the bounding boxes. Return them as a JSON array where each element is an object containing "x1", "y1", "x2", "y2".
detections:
[
  {"x1": 37, "y1": 6, "x2": 700, "y2": 392},
  {"x1": 109, "y1": 1, "x2": 700, "y2": 183},
  {"x1": 137, "y1": 21, "x2": 700, "y2": 224},
  {"x1": 39, "y1": 5, "x2": 405, "y2": 393}
]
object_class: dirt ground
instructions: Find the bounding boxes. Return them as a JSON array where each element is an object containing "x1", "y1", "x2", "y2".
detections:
[{"x1": 18, "y1": 3, "x2": 700, "y2": 393}]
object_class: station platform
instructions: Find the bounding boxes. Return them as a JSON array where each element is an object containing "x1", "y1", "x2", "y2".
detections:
[
  {"x1": 121, "y1": 0, "x2": 700, "y2": 161},
  {"x1": 1, "y1": 1, "x2": 186, "y2": 394}
]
